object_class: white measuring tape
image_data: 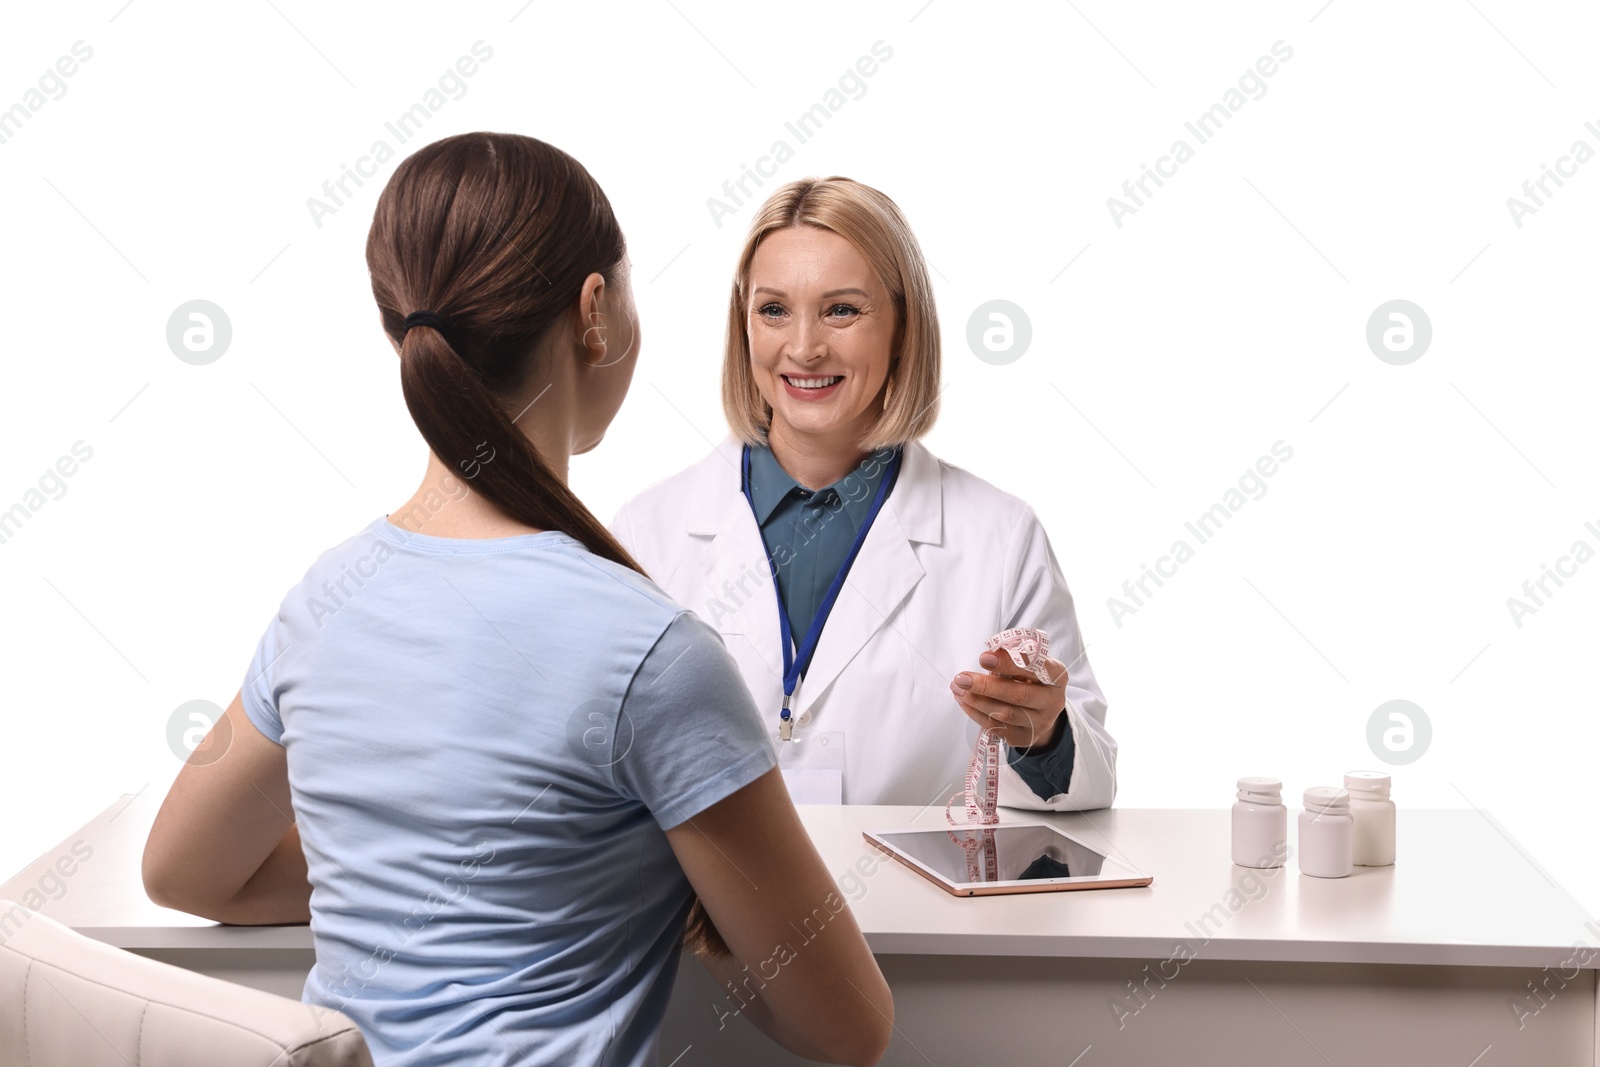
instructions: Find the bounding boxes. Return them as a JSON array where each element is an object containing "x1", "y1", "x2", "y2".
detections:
[{"x1": 944, "y1": 628, "x2": 1054, "y2": 881}]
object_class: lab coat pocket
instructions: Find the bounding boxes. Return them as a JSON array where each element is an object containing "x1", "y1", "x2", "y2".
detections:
[{"x1": 778, "y1": 730, "x2": 845, "y2": 805}]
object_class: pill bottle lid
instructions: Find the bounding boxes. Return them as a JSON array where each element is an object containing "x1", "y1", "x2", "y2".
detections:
[
  {"x1": 1344, "y1": 770, "x2": 1391, "y2": 798},
  {"x1": 1236, "y1": 776, "x2": 1283, "y2": 803},
  {"x1": 1303, "y1": 786, "x2": 1350, "y2": 814}
]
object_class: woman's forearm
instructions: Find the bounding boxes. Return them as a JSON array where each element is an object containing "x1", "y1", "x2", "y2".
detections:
[
  {"x1": 154, "y1": 824, "x2": 312, "y2": 926},
  {"x1": 217, "y1": 823, "x2": 313, "y2": 924},
  {"x1": 695, "y1": 923, "x2": 891, "y2": 1065},
  {"x1": 699, "y1": 949, "x2": 837, "y2": 1060}
]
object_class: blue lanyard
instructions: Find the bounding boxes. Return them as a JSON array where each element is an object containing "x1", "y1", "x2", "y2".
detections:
[{"x1": 741, "y1": 444, "x2": 903, "y2": 740}]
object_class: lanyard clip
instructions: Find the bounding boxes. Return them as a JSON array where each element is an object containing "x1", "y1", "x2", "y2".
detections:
[{"x1": 779, "y1": 694, "x2": 795, "y2": 742}]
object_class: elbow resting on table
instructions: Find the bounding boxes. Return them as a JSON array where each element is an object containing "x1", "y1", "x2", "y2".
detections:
[
  {"x1": 140, "y1": 842, "x2": 253, "y2": 925},
  {"x1": 850, "y1": 1017, "x2": 894, "y2": 1067},
  {"x1": 802, "y1": 1005, "x2": 892, "y2": 1067},
  {"x1": 823, "y1": 967, "x2": 895, "y2": 1066},
  {"x1": 141, "y1": 848, "x2": 219, "y2": 921}
]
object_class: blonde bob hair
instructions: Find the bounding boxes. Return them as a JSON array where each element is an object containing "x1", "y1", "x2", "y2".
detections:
[{"x1": 722, "y1": 177, "x2": 940, "y2": 452}]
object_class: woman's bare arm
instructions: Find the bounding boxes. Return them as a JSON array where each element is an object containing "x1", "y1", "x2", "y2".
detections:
[
  {"x1": 665, "y1": 769, "x2": 893, "y2": 1066},
  {"x1": 142, "y1": 691, "x2": 310, "y2": 924}
]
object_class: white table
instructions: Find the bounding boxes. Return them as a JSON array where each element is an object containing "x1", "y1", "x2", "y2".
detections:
[{"x1": 5, "y1": 794, "x2": 1596, "y2": 1066}]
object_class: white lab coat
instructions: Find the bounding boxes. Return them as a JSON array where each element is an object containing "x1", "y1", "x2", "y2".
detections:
[{"x1": 608, "y1": 435, "x2": 1117, "y2": 812}]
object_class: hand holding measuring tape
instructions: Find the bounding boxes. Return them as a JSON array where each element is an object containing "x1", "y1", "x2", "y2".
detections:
[
  {"x1": 949, "y1": 626, "x2": 1069, "y2": 753},
  {"x1": 943, "y1": 628, "x2": 1061, "y2": 881}
]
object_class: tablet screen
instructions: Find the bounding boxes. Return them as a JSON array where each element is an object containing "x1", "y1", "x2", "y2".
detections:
[
  {"x1": 869, "y1": 824, "x2": 1144, "y2": 887},
  {"x1": 875, "y1": 824, "x2": 1103, "y2": 883}
]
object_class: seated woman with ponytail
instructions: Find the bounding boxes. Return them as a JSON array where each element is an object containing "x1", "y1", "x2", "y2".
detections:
[{"x1": 140, "y1": 132, "x2": 892, "y2": 1067}]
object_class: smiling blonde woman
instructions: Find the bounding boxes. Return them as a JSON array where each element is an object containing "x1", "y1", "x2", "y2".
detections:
[{"x1": 611, "y1": 176, "x2": 1117, "y2": 812}]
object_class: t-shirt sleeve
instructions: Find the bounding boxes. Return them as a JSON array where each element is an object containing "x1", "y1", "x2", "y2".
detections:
[
  {"x1": 611, "y1": 610, "x2": 778, "y2": 831},
  {"x1": 239, "y1": 611, "x2": 286, "y2": 746}
]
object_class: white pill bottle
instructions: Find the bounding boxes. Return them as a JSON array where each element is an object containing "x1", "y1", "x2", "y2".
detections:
[
  {"x1": 1344, "y1": 770, "x2": 1396, "y2": 866},
  {"x1": 1298, "y1": 787, "x2": 1352, "y2": 878},
  {"x1": 1231, "y1": 777, "x2": 1287, "y2": 868}
]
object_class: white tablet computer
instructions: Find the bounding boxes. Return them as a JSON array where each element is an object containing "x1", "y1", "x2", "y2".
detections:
[{"x1": 863, "y1": 823, "x2": 1153, "y2": 897}]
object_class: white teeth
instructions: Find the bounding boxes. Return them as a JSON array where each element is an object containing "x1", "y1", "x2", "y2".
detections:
[{"x1": 785, "y1": 375, "x2": 843, "y2": 389}]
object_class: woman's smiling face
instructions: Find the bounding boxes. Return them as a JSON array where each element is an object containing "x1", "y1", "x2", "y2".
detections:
[{"x1": 746, "y1": 225, "x2": 897, "y2": 450}]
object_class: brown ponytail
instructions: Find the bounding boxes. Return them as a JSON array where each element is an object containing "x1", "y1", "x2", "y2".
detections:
[
  {"x1": 366, "y1": 132, "x2": 728, "y2": 959},
  {"x1": 367, "y1": 132, "x2": 639, "y2": 571}
]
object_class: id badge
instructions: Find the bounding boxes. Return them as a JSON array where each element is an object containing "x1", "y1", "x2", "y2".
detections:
[{"x1": 778, "y1": 730, "x2": 845, "y2": 805}]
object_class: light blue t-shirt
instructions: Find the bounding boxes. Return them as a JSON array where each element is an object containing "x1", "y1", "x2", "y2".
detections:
[{"x1": 240, "y1": 516, "x2": 778, "y2": 1067}]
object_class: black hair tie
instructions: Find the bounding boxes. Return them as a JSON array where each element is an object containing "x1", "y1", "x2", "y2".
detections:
[{"x1": 402, "y1": 310, "x2": 449, "y2": 336}]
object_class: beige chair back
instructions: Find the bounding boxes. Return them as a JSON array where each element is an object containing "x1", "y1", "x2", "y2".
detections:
[{"x1": 0, "y1": 899, "x2": 371, "y2": 1066}]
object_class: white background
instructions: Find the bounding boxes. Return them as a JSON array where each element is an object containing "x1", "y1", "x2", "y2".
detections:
[{"x1": 3, "y1": 1, "x2": 1597, "y2": 922}]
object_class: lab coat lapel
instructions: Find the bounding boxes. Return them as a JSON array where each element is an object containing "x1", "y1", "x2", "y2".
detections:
[{"x1": 795, "y1": 441, "x2": 941, "y2": 713}]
